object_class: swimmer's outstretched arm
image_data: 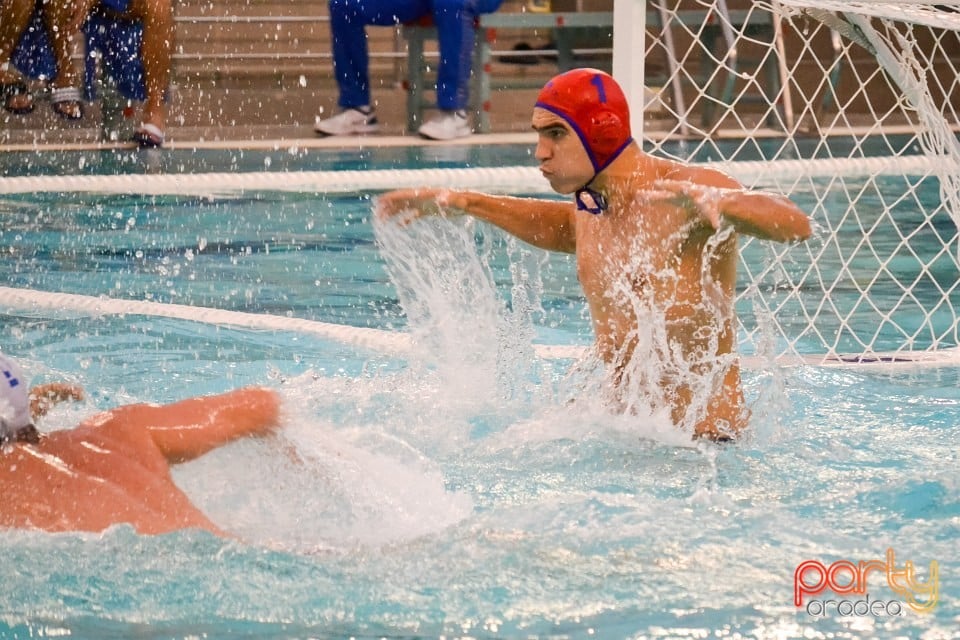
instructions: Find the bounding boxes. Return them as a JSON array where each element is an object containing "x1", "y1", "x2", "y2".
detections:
[
  {"x1": 653, "y1": 179, "x2": 812, "y2": 243},
  {"x1": 97, "y1": 387, "x2": 282, "y2": 464},
  {"x1": 377, "y1": 188, "x2": 578, "y2": 253},
  {"x1": 717, "y1": 189, "x2": 812, "y2": 242}
]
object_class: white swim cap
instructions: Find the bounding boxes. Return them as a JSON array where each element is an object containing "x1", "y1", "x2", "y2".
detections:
[{"x1": 0, "y1": 353, "x2": 31, "y2": 443}]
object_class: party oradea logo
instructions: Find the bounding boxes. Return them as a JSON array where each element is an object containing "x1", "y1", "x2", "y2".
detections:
[{"x1": 794, "y1": 548, "x2": 938, "y2": 617}]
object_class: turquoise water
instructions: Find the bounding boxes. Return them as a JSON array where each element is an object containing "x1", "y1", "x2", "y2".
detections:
[{"x1": 0, "y1": 145, "x2": 957, "y2": 638}]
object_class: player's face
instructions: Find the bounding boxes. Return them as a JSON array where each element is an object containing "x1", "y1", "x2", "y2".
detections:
[{"x1": 532, "y1": 108, "x2": 594, "y2": 195}]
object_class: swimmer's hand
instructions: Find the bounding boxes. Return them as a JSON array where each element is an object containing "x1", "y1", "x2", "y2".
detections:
[
  {"x1": 375, "y1": 188, "x2": 462, "y2": 225},
  {"x1": 29, "y1": 383, "x2": 85, "y2": 420}
]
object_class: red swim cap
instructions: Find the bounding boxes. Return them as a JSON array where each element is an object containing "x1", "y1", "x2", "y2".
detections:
[{"x1": 535, "y1": 68, "x2": 633, "y2": 175}]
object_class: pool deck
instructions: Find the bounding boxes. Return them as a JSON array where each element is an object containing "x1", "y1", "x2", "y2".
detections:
[
  {"x1": 0, "y1": 66, "x2": 916, "y2": 153},
  {"x1": 0, "y1": 71, "x2": 552, "y2": 151},
  {"x1": 0, "y1": 64, "x2": 799, "y2": 152}
]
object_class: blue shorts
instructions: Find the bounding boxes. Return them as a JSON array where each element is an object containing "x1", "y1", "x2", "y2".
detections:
[
  {"x1": 83, "y1": 7, "x2": 147, "y2": 101},
  {"x1": 11, "y1": 8, "x2": 56, "y2": 80},
  {"x1": 99, "y1": 0, "x2": 133, "y2": 14},
  {"x1": 11, "y1": 3, "x2": 145, "y2": 101}
]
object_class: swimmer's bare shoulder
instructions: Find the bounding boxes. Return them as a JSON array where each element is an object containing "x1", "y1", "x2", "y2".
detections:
[{"x1": 659, "y1": 160, "x2": 741, "y2": 189}]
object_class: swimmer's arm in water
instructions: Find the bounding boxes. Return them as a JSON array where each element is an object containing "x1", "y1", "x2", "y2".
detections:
[
  {"x1": 95, "y1": 387, "x2": 282, "y2": 464},
  {"x1": 653, "y1": 179, "x2": 812, "y2": 243},
  {"x1": 377, "y1": 188, "x2": 578, "y2": 253},
  {"x1": 29, "y1": 383, "x2": 85, "y2": 419}
]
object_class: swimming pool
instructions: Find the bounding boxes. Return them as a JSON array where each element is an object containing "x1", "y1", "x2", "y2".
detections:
[{"x1": 0, "y1": 144, "x2": 957, "y2": 638}]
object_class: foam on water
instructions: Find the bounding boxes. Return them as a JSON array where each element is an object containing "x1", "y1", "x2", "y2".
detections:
[{"x1": 175, "y1": 381, "x2": 477, "y2": 552}]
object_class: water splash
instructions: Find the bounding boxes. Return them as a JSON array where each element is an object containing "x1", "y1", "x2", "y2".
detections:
[
  {"x1": 372, "y1": 206, "x2": 720, "y2": 446},
  {"x1": 374, "y1": 214, "x2": 551, "y2": 412},
  {"x1": 176, "y1": 374, "x2": 475, "y2": 553},
  {"x1": 575, "y1": 216, "x2": 744, "y2": 440}
]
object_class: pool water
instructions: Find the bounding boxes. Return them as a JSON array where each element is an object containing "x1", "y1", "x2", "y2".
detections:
[{"x1": 0, "y1": 145, "x2": 957, "y2": 639}]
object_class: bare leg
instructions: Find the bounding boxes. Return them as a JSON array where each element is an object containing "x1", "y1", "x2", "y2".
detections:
[
  {"x1": 41, "y1": 0, "x2": 83, "y2": 89},
  {"x1": 0, "y1": 0, "x2": 36, "y2": 112},
  {"x1": 42, "y1": 0, "x2": 85, "y2": 118},
  {"x1": 0, "y1": 0, "x2": 34, "y2": 68},
  {"x1": 126, "y1": 0, "x2": 171, "y2": 133}
]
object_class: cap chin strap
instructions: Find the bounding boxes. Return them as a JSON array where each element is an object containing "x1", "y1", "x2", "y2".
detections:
[
  {"x1": 574, "y1": 186, "x2": 608, "y2": 214},
  {"x1": 574, "y1": 136, "x2": 634, "y2": 215}
]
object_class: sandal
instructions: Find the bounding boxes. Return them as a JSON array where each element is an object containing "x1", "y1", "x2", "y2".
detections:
[
  {"x1": 1, "y1": 80, "x2": 35, "y2": 115},
  {"x1": 50, "y1": 86, "x2": 84, "y2": 121},
  {"x1": 132, "y1": 122, "x2": 165, "y2": 148}
]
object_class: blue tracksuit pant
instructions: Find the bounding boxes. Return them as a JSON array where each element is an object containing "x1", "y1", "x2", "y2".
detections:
[{"x1": 329, "y1": 0, "x2": 503, "y2": 111}]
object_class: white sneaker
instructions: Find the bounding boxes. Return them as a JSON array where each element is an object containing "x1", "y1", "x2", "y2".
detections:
[
  {"x1": 314, "y1": 107, "x2": 379, "y2": 136},
  {"x1": 418, "y1": 110, "x2": 472, "y2": 140}
]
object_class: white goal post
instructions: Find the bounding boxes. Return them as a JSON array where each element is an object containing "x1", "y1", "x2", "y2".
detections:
[{"x1": 622, "y1": 0, "x2": 960, "y2": 364}]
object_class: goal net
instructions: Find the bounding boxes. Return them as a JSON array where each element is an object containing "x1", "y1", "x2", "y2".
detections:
[{"x1": 643, "y1": 0, "x2": 960, "y2": 365}]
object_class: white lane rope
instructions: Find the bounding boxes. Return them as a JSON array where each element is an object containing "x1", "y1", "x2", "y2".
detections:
[
  {"x1": 0, "y1": 286, "x2": 412, "y2": 355},
  {"x1": 0, "y1": 167, "x2": 551, "y2": 196},
  {"x1": 0, "y1": 285, "x2": 588, "y2": 361},
  {"x1": 2, "y1": 286, "x2": 958, "y2": 369},
  {"x1": 0, "y1": 156, "x2": 951, "y2": 196}
]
